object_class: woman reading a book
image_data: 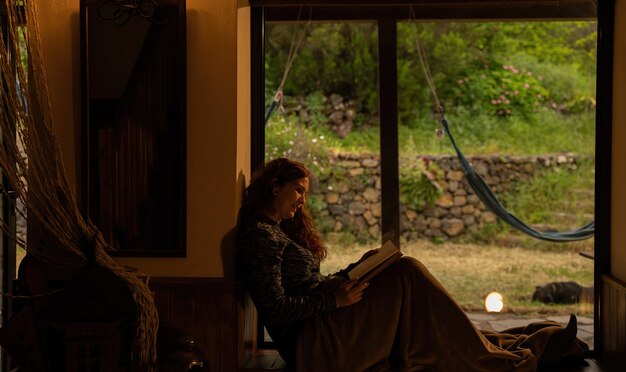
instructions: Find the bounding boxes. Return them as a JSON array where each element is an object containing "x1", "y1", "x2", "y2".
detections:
[{"x1": 236, "y1": 157, "x2": 587, "y2": 371}]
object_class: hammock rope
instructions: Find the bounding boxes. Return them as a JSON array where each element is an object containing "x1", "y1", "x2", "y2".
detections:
[
  {"x1": 265, "y1": 7, "x2": 311, "y2": 124},
  {"x1": 408, "y1": 9, "x2": 594, "y2": 241}
]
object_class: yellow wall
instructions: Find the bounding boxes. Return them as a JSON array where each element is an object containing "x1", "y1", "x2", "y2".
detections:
[
  {"x1": 37, "y1": 0, "x2": 80, "y2": 195},
  {"x1": 612, "y1": 0, "x2": 626, "y2": 281},
  {"x1": 37, "y1": 0, "x2": 250, "y2": 278}
]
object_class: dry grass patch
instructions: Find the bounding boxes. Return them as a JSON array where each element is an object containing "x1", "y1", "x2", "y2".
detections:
[{"x1": 321, "y1": 238, "x2": 593, "y2": 317}]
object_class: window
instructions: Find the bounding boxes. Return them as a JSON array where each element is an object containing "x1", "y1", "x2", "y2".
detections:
[{"x1": 251, "y1": 0, "x2": 607, "y2": 352}]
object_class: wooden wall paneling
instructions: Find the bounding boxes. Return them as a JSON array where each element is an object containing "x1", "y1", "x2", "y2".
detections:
[
  {"x1": 609, "y1": 282, "x2": 617, "y2": 361},
  {"x1": 152, "y1": 287, "x2": 171, "y2": 326},
  {"x1": 601, "y1": 275, "x2": 626, "y2": 370},
  {"x1": 601, "y1": 280, "x2": 609, "y2": 357},
  {"x1": 594, "y1": 281, "x2": 609, "y2": 349},
  {"x1": 242, "y1": 292, "x2": 257, "y2": 364},
  {"x1": 195, "y1": 288, "x2": 221, "y2": 371},
  {"x1": 149, "y1": 279, "x2": 244, "y2": 372},
  {"x1": 168, "y1": 287, "x2": 196, "y2": 336},
  {"x1": 220, "y1": 290, "x2": 239, "y2": 372},
  {"x1": 615, "y1": 290, "x2": 626, "y2": 367},
  {"x1": 605, "y1": 278, "x2": 616, "y2": 365}
]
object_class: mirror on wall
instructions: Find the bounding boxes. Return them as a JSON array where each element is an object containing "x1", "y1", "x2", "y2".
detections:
[{"x1": 80, "y1": 0, "x2": 186, "y2": 257}]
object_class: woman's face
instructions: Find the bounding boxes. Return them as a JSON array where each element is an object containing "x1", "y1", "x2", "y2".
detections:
[{"x1": 271, "y1": 177, "x2": 309, "y2": 221}]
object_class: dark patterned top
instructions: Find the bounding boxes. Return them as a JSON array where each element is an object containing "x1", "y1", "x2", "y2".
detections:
[{"x1": 236, "y1": 210, "x2": 351, "y2": 363}]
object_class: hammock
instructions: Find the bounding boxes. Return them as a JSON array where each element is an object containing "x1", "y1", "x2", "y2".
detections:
[
  {"x1": 265, "y1": 91, "x2": 281, "y2": 124},
  {"x1": 441, "y1": 118, "x2": 595, "y2": 242}
]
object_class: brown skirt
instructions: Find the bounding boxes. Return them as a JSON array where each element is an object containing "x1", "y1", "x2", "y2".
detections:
[{"x1": 296, "y1": 256, "x2": 584, "y2": 372}]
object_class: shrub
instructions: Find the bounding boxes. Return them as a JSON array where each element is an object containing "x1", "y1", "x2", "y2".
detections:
[
  {"x1": 452, "y1": 64, "x2": 549, "y2": 117},
  {"x1": 501, "y1": 158, "x2": 595, "y2": 227},
  {"x1": 264, "y1": 115, "x2": 331, "y2": 177},
  {"x1": 265, "y1": 23, "x2": 379, "y2": 116},
  {"x1": 305, "y1": 91, "x2": 328, "y2": 126},
  {"x1": 399, "y1": 156, "x2": 443, "y2": 211}
]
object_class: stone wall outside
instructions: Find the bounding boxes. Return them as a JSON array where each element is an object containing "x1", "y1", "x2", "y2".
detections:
[{"x1": 311, "y1": 152, "x2": 584, "y2": 241}]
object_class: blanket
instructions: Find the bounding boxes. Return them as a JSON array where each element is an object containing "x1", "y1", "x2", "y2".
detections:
[{"x1": 296, "y1": 257, "x2": 586, "y2": 371}]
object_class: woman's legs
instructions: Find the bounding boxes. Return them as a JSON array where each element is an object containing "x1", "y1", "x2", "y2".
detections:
[
  {"x1": 385, "y1": 257, "x2": 537, "y2": 371},
  {"x1": 297, "y1": 256, "x2": 579, "y2": 371}
]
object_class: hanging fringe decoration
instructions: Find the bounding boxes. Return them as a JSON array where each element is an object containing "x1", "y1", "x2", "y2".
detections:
[{"x1": 0, "y1": 1, "x2": 158, "y2": 369}]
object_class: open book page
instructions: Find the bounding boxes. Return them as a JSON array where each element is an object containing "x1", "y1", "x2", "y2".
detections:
[{"x1": 347, "y1": 240, "x2": 402, "y2": 282}]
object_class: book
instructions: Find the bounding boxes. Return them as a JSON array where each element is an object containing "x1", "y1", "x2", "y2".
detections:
[{"x1": 347, "y1": 240, "x2": 402, "y2": 283}]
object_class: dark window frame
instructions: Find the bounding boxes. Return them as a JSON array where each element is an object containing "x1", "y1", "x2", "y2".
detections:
[{"x1": 251, "y1": 0, "x2": 611, "y2": 354}]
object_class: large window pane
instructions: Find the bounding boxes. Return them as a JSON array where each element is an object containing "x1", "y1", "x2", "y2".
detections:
[{"x1": 397, "y1": 20, "x2": 596, "y2": 348}]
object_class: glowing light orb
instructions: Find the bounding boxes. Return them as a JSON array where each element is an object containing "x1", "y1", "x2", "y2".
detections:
[{"x1": 485, "y1": 292, "x2": 504, "y2": 312}]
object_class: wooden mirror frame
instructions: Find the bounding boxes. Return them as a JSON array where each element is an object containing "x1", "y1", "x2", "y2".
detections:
[{"x1": 80, "y1": 0, "x2": 187, "y2": 257}]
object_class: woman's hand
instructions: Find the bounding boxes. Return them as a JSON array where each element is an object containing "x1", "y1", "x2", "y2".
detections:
[{"x1": 334, "y1": 279, "x2": 369, "y2": 308}]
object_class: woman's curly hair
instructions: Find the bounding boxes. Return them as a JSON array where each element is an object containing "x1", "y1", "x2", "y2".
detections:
[{"x1": 243, "y1": 158, "x2": 327, "y2": 259}]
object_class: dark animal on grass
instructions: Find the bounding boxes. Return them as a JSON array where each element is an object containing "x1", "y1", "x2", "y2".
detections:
[{"x1": 532, "y1": 281, "x2": 594, "y2": 304}]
